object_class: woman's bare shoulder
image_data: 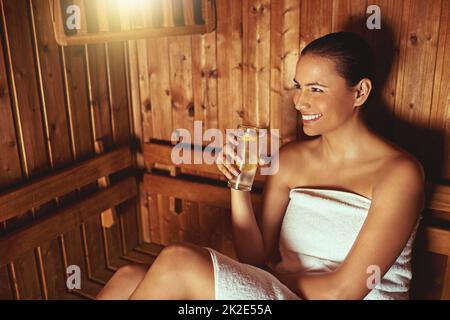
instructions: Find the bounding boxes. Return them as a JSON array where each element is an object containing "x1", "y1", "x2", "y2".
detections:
[{"x1": 373, "y1": 138, "x2": 425, "y2": 187}]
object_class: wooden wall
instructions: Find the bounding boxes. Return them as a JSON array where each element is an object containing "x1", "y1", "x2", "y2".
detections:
[
  {"x1": 0, "y1": 0, "x2": 449, "y2": 300},
  {"x1": 131, "y1": 0, "x2": 450, "y2": 254},
  {"x1": 0, "y1": 0, "x2": 141, "y2": 299}
]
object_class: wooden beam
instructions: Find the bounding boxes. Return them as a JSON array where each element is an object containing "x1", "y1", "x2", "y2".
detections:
[
  {"x1": 143, "y1": 173, "x2": 262, "y2": 211},
  {"x1": 423, "y1": 226, "x2": 450, "y2": 256},
  {"x1": 0, "y1": 177, "x2": 137, "y2": 266},
  {"x1": 144, "y1": 142, "x2": 265, "y2": 182},
  {"x1": 426, "y1": 183, "x2": 450, "y2": 213},
  {"x1": 0, "y1": 147, "x2": 132, "y2": 223}
]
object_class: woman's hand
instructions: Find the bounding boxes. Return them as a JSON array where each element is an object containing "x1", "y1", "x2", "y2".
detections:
[{"x1": 215, "y1": 134, "x2": 266, "y2": 181}]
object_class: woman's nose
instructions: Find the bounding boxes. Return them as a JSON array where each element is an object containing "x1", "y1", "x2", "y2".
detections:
[{"x1": 293, "y1": 92, "x2": 308, "y2": 112}]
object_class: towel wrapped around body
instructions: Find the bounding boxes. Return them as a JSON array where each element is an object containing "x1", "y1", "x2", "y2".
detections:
[{"x1": 204, "y1": 187, "x2": 421, "y2": 300}]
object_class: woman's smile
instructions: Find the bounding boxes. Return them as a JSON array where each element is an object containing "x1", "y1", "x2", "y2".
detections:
[{"x1": 302, "y1": 113, "x2": 323, "y2": 124}]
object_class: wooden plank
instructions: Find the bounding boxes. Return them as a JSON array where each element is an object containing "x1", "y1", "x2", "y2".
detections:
[
  {"x1": 270, "y1": 0, "x2": 299, "y2": 146},
  {"x1": 128, "y1": 38, "x2": 150, "y2": 243},
  {"x1": 86, "y1": 44, "x2": 113, "y2": 147},
  {"x1": 105, "y1": 18, "x2": 140, "y2": 258},
  {"x1": 2, "y1": 0, "x2": 51, "y2": 300},
  {"x1": 107, "y1": 44, "x2": 131, "y2": 147},
  {"x1": 0, "y1": 177, "x2": 137, "y2": 266},
  {"x1": 331, "y1": 0, "x2": 367, "y2": 32},
  {"x1": 242, "y1": 0, "x2": 271, "y2": 127},
  {"x1": 394, "y1": 0, "x2": 441, "y2": 167},
  {"x1": 361, "y1": 0, "x2": 404, "y2": 139},
  {"x1": 0, "y1": 147, "x2": 132, "y2": 222},
  {"x1": 0, "y1": 9, "x2": 21, "y2": 191},
  {"x1": 147, "y1": 37, "x2": 173, "y2": 140},
  {"x1": 297, "y1": 0, "x2": 333, "y2": 140},
  {"x1": 148, "y1": 193, "x2": 161, "y2": 244},
  {"x1": 192, "y1": 29, "x2": 218, "y2": 131},
  {"x1": 0, "y1": 265, "x2": 13, "y2": 300},
  {"x1": 30, "y1": 0, "x2": 77, "y2": 299},
  {"x1": 169, "y1": 35, "x2": 195, "y2": 136},
  {"x1": 183, "y1": 0, "x2": 196, "y2": 25},
  {"x1": 61, "y1": 41, "x2": 101, "y2": 297},
  {"x1": 179, "y1": 200, "x2": 201, "y2": 244},
  {"x1": 157, "y1": 194, "x2": 180, "y2": 245},
  {"x1": 216, "y1": 0, "x2": 243, "y2": 135},
  {"x1": 423, "y1": 226, "x2": 450, "y2": 256},
  {"x1": 426, "y1": 183, "x2": 450, "y2": 215},
  {"x1": 143, "y1": 173, "x2": 262, "y2": 211},
  {"x1": 162, "y1": 0, "x2": 175, "y2": 27},
  {"x1": 144, "y1": 142, "x2": 266, "y2": 183},
  {"x1": 11, "y1": 252, "x2": 42, "y2": 299},
  {"x1": 428, "y1": 0, "x2": 450, "y2": 179}
]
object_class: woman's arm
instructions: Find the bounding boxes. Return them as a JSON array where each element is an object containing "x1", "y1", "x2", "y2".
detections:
[
  {"x1": 269, "y1": 156, "x2": 425, "y2": 300},
  {"x1": 228, "y1": 143, "x2": 294, "y2": 267}
]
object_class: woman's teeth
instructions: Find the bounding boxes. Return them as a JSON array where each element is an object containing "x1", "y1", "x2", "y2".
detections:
[{"x1": 302, "y1": 114, "x2": 322, "y2": 121}]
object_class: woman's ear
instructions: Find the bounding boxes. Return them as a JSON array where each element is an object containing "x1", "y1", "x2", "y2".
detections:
[{"x1": 353, "y1": 78, "x2": 372, "y2": 107}]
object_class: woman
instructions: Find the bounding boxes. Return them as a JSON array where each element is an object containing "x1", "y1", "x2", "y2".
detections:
[{"x1": 96, "y1": 32, "x2": 425, "y2": 300}]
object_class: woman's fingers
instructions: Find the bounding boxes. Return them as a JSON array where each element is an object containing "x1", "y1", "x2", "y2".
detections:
[{"x1": 216, "y1": 143, "x2": 242, "y2": 179}]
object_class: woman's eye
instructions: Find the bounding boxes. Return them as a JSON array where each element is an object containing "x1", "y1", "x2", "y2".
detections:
[
  {"x1": 293, "y1": 84, "x2": 302, "y2": 90},
  {"x1": 311, "y1": 87, "x2": 323, "y2": 93}
]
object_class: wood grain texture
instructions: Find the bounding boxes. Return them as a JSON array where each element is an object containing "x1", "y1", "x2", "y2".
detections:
[{"x1": 242, "y1": 0, "x2": 271, "y2": 127}]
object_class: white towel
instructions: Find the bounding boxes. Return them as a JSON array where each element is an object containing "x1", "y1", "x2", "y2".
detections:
[
  {"x1": 274, "y1": 188, "x2": 422, "y2": 300},
  {"x1": 204, "y1": 188, "x2": 421, "y2": 300}
]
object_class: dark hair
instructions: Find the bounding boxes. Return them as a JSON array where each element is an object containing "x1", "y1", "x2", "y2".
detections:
[{"x1": 301, "y1": 32, "x2": 374, "y2": 88}]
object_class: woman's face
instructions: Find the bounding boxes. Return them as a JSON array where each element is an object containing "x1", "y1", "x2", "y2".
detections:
[{"x1": 292, "y1": 54, "x2": 358, "y2": 136}]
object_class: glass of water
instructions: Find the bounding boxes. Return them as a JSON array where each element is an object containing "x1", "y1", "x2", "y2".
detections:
[{"x1": 227, "y1": 124, "x2": 260, "y2": 191}]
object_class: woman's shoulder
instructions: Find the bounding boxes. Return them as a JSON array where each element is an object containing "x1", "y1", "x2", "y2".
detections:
[{"x1": 372, "y1": 138, "x2": 425, "y2": 190}]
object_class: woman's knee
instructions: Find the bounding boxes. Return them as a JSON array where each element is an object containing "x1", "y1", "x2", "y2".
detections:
[
  {"x1": 156, "y1": 242, "x2": 212, "y2": 275},
  {"x1": 115, "y1": 264, "x2": 148, "y2": 282}
]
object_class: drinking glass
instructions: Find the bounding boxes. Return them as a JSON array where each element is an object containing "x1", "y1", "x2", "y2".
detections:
[{"x1": 227, "y1": 124, "x2": 260, "y2": 191}]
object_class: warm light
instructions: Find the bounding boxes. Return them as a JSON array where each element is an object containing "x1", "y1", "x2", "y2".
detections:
[{"x1": 116, "y1": 0, "x2": 146, "y2": 10}]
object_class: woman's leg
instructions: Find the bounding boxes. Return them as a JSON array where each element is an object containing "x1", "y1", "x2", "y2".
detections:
[
  {"x1": 96, "y1": 264, "x2": 148, "y2": 300},
  {"x1": 129, "y1": 242, "x2": 215, "y2": 300}
]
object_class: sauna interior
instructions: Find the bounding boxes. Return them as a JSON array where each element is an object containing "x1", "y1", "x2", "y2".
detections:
[{"x1": 0, "y1": 0, "x2": 449, "y2": 300}]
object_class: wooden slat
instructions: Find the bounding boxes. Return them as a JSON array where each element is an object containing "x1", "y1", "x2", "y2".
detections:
[
  {"x1": 144, "y1": 141, "x2": 281, "y2": 184},
  {"x1": 128, "y1": 35, "x2": 150, "y2": 243},
  {"x1": 2, "y1": 0, "x2": 52, "y2": 300},
  {"x1": 107, "y1": 33, "x2": 140, "y2": 258},
  {"x1": 30, "y1": 0, "x2": 79, "y2": 299},
  {"x1": 143, "y1": 173, "x2": 262, "y2": 211},
  {"x1": 0, "y1": 265, "x2": 13, "y2": 299},
  {"x1": 192, "y1": 28, "x2": 218, "y2": 131},
  {"x1": 426, "y1": 183, "x2": 450, "y2": 215},
  {"x1": 58, "y1": 25, "x2": 209, "y2": 46},
  {"x1": 183, "y1": 0, "x2": 196, "y2": 25},
  {"x1": 0, "y1": 177, "x2": 137, "y2": 266},
  {"x1": 169, "y1": 35, "x2": 195, "y2": 136},
  {"x1": 0, "y1": 7, "x2": 21, "y2": 191},
  {"x1": 394, "y1": 0, "x2": 441, "y2": 166},
  {"x1": 0, "y1": 147, "x2": 132, "y2": 222},
  {"x1": 147, "y1": 37, "x2": 173, "y2": 140},
  {"x1": 423, "y1": 226, "x2": 450, "y2": 256},
  {"x1": 331, "y1": 0, "x2": 367, "y2": 32},
  {"x1": 362, "y1": 0, "x2": 404, "y2": 139},
  {"x1": 242, "y1": 0, "x2": 270, "y2": 127},
  {"x1": 429, "y1": 0, "x2": 450, "y2": 179},
  {"x1": 270, "y1": 0, "x2": 299, "y2": 146},
  {"x1": 216, "y1": 0, "x2": 243, "y2": 135},
  {"x1": 146, "y1": 193, "x2": 159, "y2": 245}
]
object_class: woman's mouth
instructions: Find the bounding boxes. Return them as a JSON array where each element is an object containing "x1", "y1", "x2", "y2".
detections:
[{"x1": 302, "y1": 113, "x2": 322, "y2": 124}]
